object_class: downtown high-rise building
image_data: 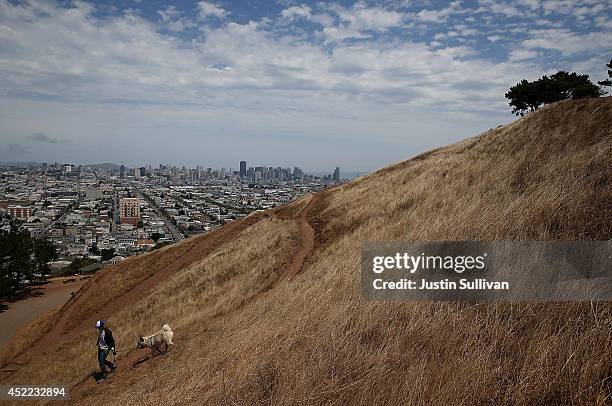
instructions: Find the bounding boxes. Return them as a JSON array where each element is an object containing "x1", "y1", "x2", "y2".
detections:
[
  {"x1": 239, "y1": 160, "x2": 247, "y2": 177},
  {"x1": 333, "y1": 167, "x2": 340, "y2": 183}
]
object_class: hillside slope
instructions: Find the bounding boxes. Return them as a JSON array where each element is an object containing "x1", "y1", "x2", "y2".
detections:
[{"x1": 2, "y1": 98, "x2": 611, "y2": 405}]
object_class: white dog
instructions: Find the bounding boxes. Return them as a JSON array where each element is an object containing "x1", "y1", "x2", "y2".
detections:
[{"x1": 137, "y1": 324, "x2": 174, "y2": 354}]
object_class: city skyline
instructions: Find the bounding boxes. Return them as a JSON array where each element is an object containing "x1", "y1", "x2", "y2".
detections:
[
  {"x1": 1, "y1": 0, "x2": 610, "y2": 171},
  {"x1": 0, "y1": 160, "x2": 349, "y2": 177}
]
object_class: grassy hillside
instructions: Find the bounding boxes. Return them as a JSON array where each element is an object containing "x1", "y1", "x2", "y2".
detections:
[{"x1": 2, "y1": 98, "x2": 611, "y2": 405}]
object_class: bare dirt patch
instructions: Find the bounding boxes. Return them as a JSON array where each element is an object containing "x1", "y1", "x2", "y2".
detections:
[{"x1": 0, "y1": 278, "x2": 85, "y2": 350}]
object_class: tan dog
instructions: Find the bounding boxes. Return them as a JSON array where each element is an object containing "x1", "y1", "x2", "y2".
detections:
[{"x1": 137, "y1": 324, "x2": 174, "y2": 354}]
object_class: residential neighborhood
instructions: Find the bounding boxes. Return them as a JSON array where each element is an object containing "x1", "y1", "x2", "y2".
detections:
[{"x1": 0, "y1": 161, "x2": 340, "y2": 276}]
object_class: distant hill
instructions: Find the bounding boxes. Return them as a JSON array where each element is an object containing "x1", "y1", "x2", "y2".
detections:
[
  {"x1": 2, "y1": 98, "x2": 611, "y2": 405},
  {"x1": 0, "y1": 162, "x2": 120, "y2": 170},
  {"x1": 83, "y1": 163, "x2": 121, "y2": 171},
  {"x1": 0, "y1": 161, "x2": 43, "y2": 167}
]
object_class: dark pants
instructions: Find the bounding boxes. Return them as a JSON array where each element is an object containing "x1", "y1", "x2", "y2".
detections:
[{"x1": 97, "y1": 348, "x2": 114, "y2": 373}]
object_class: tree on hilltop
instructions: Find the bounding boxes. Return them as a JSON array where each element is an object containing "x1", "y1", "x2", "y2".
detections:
[{"x1": 505, "y1": 70, "x2": 605, "y2": 116}]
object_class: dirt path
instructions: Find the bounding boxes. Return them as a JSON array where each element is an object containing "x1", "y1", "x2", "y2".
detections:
[
  {"x1": 0, "y1": 212, "x2": 266, "y2": 381},
  {"x1": 281, "y1": 194, "x2": 317, "y2": 279},
  {"x1": 0, "y1": 279, "x2": 86, "y2": 349}
]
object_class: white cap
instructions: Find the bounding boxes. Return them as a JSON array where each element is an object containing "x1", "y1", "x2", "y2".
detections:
[{"x1": 95, "y1": 320, "x2": 102, "y2": 329}]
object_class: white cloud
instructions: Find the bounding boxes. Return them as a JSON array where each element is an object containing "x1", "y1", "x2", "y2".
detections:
[
  {"x1": 310, "y1": 12, "x2": 335, "y2": 27},
  {"x1": 315, "y1": 3, "x2": 405, "y2": 43},
  {"x1": 518, "y1": 0, "x2": 541, "y2": 10},
  {"x1": 281, "y1": 5, "x2": 312, "y2": 20},
  {"x1": 415, "y1": 1, "x2": 461, "y2": 23},
  {"x1": 508, "y1": 48, "x2": 540, "y2": 62},
  {"x1": 328, "y1": 2, "x2": 404, "y2": 31},
  {"x1": 157, "y1": 5, "x2": 196, "y2": 32},
  {"x1": 158, "y1": 5, "x2": 179, "y2": 22},
  {"x1": 594, "y1": 15, "x2": 612, "y2": 29},
  {"x1": 319, "y1": 26, "x2": 370, "y2": 43},
  {"x1": 478, "y1": 2, "x2": 521, "y2": 17},
  {"x1": 197, "y1": 1, "x2": 227, "y2": 19},
  {"x1": 522, "y1": 29, "x2": 611, "y2": 55}
]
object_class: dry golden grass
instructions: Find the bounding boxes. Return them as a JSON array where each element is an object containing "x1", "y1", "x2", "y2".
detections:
[{"x1": 3, "y1": 98, "x2": 611, "y2": 405}]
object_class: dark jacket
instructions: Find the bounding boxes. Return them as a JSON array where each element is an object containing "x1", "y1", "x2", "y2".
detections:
[{"x1": 96, "y1": 327, "x2": 115, "y2": 350}]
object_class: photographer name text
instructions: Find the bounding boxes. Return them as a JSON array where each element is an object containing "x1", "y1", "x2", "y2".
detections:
[{"x1": 372, "y1": 278, "x2": 509, "y2": 290}]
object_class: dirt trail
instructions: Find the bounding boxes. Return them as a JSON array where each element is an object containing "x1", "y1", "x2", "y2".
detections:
[
  {"x1": 0, "y1": 212, "x2": 266, "y2": 381},
  {"x1": 279, "y1": 193, "x2": 317, "y2": 279}
]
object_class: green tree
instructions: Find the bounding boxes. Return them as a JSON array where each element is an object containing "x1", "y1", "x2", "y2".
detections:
[
  {"x1": 100, "y1": 248, "x2": 115, "y2": 261},
  {"x1": 506, "y1": 71, "x2": 605, "y2": 116},
  {"x1": 33, "y1": 238, "x2": 58, "y2": 275},
  {"x1": 69, "y1": 257, "x2": 95, "y2": 274},
  {"x1": 89, "y1": 244, "x2": 101, "y2": 255},
  {"x1": 0, "y1": 228, "x2": 35, "y2": 297},
  {"x1": 505, "y1": 79, "x2": 542, "y2": 116},
  {"x1": 551, "y1": 71, "x2": 605, "y2": 99},
  {"x1": 150, "y1": 232, "x2": 162, "y2": 242}
]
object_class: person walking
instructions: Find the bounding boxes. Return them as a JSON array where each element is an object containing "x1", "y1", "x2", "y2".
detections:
[{"x1": 95, "y1": 320, "x2": 116, "y2": 380}]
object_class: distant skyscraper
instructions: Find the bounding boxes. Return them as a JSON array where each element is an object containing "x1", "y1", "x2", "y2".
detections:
[
  {"x1": 239, "y1": 160, "x2": 247, "y2": 177},
  {"x1": 120, "y1": 164, "x2": 126, "y2": 178},
  {"x1": 333, "y1": 167, "x2": 340, "y2": 183}
]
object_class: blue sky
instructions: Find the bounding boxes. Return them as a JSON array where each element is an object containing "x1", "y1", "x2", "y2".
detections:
[{"x1": 0, "y1": 0, "x2": 610, "y2": 171}]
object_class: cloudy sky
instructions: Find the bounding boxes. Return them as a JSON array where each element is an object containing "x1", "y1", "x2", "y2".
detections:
[{"x1": 0, "y1": 0, "x2": 610, "y2": 172}]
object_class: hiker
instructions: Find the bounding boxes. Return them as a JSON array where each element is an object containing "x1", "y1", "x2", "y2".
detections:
[{"x1": 95, "y1": 320, "x2": 116, "y2": 379}]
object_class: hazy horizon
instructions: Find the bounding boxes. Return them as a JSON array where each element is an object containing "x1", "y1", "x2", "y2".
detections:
[
  {"x1": 0, "y1": 0, "x2": 610, "y2": 171},
  {"x1": 0, "y1": 160, "x2": 366, "y2": 175}
]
